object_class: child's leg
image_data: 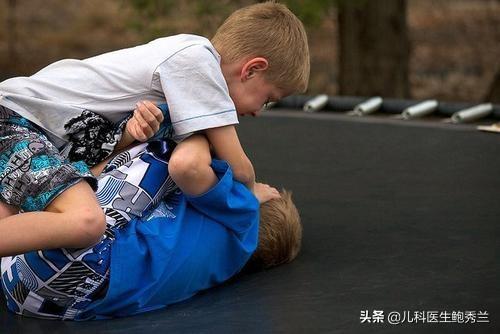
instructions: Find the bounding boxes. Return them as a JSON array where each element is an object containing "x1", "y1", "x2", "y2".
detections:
[
  {"x1": 0, "y1": 180, "x2": 105, "y2": 257},
  {"x1": 168, "y1": 134, "x2": 218, "y2": 196},
  {"x1": 0, "y1": 202, "x2": 18, "y2": 219},
  {"x1": 0, "y1": 109, "x2": 104, "y2": 257}
]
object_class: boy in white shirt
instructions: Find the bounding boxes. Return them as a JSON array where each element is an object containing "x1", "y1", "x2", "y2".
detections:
[{"x1": 0, "y1": 1, "x2": 309, "y2": 256}]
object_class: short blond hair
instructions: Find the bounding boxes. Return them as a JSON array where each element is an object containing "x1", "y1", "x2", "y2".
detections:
[
  {"x1": 211, "y1": 1, "x2": 310, "y2": 94},
  {"x1": 244, "y1": 190, "x2": 302, "y2": 272}
]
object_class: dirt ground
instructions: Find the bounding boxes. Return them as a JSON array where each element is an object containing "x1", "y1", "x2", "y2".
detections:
[{"x1": 0, "y1": 0, "x2": 499, "y2": 103}]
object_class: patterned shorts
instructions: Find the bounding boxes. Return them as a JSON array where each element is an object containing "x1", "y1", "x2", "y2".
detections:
[{"x1": 0, "y1": 106, "x2": 96, "y2": 212}]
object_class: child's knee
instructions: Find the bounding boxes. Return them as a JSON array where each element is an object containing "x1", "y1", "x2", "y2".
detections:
[
  {"x1": 0, "y1": 202, "x2": 18, "y2": 219},
  {"x1": 168, "y1": 150, "x2": 209, "y2": 184},
  {"x1": 73, "y1": 205, "x2": 106, "y2": 247}
]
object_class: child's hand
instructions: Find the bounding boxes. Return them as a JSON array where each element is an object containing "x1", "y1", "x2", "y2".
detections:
[
  {"x1": 254, "y1": 182, "x2": 281, "y2": 204},
  {"x1": 126, "y1": 101, "x2": 164, "y2": 142}
]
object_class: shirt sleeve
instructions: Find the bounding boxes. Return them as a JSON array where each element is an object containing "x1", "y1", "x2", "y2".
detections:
[
  {"x1": 156, "y1": 44, "x2": 239, "y2": 137},
  {"x1": 185, "y1": 159, "x2": 259, "y2": 235}
]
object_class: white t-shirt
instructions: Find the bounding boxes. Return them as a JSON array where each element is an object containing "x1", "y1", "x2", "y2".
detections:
[{"x1": 0, "y1": 34, "x2": 238, "y2": 147}]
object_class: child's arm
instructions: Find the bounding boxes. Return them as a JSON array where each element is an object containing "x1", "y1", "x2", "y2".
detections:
[
  {"x1": 204, "y1": 125, "x2": 256, "y2": 192},
  {"x1": 86, "y1": 101, "x2": 163, "y2": 178},
  {"x1": 116, "y1": 102, "x2": 255, "y2": 193},
  {"x1": 114, "y1": 101, "x2": 164, "y2": 152},
  {"x1": 168, "y1": 134, "x2": 278, "y2": 202}
]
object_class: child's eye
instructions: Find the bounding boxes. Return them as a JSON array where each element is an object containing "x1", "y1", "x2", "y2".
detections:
[{"x1": 263, "y1": 99, "x2": 271, "y2": 109}]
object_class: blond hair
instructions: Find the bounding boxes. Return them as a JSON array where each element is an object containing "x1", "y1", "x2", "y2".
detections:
[
  {"x1": 245, "y1": 190, "x2": 302, "y2": 272},
  {"x1": 211, "y1": 1, "x2": 310, "y2": 94}
]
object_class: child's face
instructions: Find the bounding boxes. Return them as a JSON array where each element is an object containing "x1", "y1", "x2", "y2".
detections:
[
  {"x1": 227, "y1": 58, "x2": 285, "y2": 117},
  {"x1": 232, "y1": 74, "x2": 283, "y2": 117}
]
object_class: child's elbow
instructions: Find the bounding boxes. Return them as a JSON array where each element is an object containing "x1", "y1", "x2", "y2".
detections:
[{"x1": 232, "y1": 160, "x2": 255, "y2": 185}]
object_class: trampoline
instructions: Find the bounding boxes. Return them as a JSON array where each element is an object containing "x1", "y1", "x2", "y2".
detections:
[{"x1": 1, "y1": 110, "x2": 499, "y2": 333}]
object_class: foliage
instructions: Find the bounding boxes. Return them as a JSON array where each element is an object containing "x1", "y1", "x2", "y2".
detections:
[
  {"x1": 282, "y1": 0, "x2": 334, "y2": 25},
  {"x1": 129, "y1": 0, "x2": 336, "y2": 26},
  {"x1": 129, "y1": 0, "x2": 174, "y2": 16}
]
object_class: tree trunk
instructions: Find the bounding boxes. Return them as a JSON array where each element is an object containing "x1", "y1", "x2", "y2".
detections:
[
  {"x1": 7, "y1": 0, "x2": 17, "y2": 63},
  {"x1": 485, "y1": 70, "x2": 500, "y2": 103},
  {"x1": 338, "y1": 0, "x2": 409, "y2": 98}
]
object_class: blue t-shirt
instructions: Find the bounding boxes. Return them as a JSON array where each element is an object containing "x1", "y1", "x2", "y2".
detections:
[{"x1": 85, "y1": 159, "x2": 259, "y2": 319}]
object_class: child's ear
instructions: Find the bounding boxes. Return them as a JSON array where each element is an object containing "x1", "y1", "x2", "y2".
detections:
[{"x1": 241, "y1": 57, "x2": 269, "y2": 81}]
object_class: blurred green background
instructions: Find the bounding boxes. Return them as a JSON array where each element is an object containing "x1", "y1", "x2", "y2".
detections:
[{"x1": 0, "y1": 0, "x2": 499, "y2": 102}]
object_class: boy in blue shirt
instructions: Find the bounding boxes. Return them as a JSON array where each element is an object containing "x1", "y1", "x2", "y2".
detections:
[{"x1": 1, "y1": 134, "x2": 302, "y2": 320}]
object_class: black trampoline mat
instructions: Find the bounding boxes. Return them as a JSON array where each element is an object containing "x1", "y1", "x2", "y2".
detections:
[{"x1": 1, "y1": 111, "x2": 499, "y2": 333}]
